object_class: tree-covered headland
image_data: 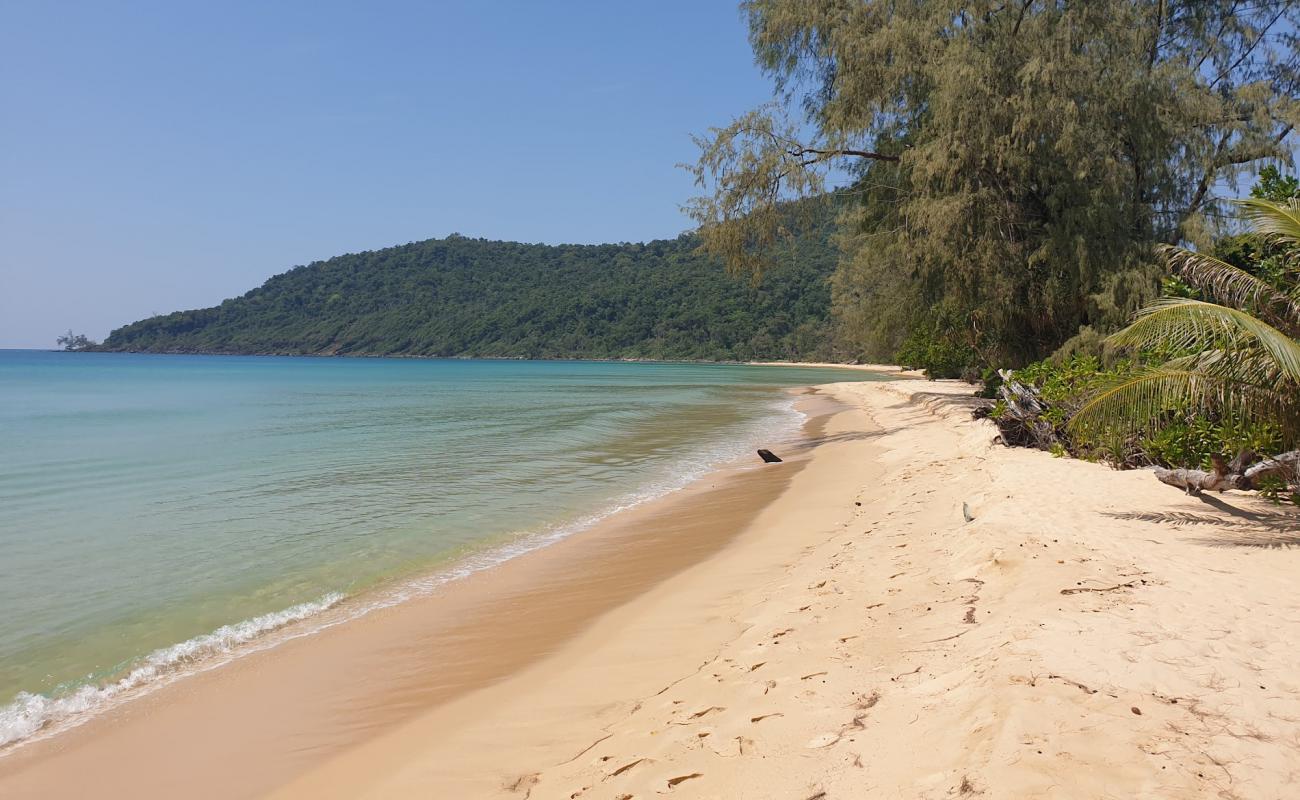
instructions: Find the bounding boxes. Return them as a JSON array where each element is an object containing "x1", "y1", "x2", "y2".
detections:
[{"x1": 99, "y1": 205, "x2": 841, "y2": 361}]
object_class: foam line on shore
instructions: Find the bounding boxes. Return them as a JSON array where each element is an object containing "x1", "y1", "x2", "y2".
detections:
[{"x1": 0, "y1": 593, "x2": 345, "y2": 749}]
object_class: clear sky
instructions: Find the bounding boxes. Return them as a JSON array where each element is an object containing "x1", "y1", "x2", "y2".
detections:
[{"x1": 1, "y1": 1, "x2": 775, "y2": 349}]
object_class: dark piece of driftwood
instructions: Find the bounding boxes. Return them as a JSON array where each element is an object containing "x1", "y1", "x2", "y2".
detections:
[
  {"x1": 757, "y1": 449, "x2": 783, "y2": 463},
  {"x1": 1152, "y1": 449, "x2": 1300, "y2": 494}
]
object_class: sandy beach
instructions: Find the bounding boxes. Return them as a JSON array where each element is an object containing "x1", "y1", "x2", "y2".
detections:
[{"x1": 5, "y1": 377, "x2": 1300, "y2": 798}]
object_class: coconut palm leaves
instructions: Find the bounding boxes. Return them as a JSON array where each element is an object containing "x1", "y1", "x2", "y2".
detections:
[
  {"x1": 1071, "y1": 199, "x2": 1300, "y2": 441},
  {"x1": 1240, "y1": 196, "x2": 1300, "y2": 245}
]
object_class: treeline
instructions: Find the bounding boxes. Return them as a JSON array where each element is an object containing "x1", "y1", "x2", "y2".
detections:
[
  {"x1": 688, "y1": 1, "x2": 1298, "y2": 376},
  {"x1": 100, "y1": 213, "x2": 839, "y2": 361}
]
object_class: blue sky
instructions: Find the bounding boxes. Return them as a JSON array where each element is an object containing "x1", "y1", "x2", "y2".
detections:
[{"x1": 0, "y1": 1, "x2": 774, "y2": 348}]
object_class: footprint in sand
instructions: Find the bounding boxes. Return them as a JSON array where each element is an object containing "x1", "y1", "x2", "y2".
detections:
[
  {"x1": 686, "y1": 706, "x2": 725, "y2": 721},
  {"x1": 505, "y1": 772, "x2": 540, "y2": 796},
  {"x1": 609, "y1": 758, "x2": 650, "y2": 778},
  {"x1": 665, "y1": 773, "x2": 703, "y2": 790}
]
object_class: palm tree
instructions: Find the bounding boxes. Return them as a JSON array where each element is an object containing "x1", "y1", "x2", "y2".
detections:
[{"x1": 1069, "y1": 198, "x2": 1300, "y2": 472}]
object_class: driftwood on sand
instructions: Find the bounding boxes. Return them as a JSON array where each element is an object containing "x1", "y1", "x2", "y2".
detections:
[
  {"x1": 1152, "y1": 450, "x2": 1300, "y2": 494},
  {"x1": 988, "y1": 369, "x2": 1056, "y2": 449}
]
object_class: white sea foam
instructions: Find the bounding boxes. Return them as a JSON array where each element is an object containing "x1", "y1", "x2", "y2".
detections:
[
  {"x1": 0, "y1": 393, "x2": 809, "y2": 755},
  {"x1": 0, "y1": 592, "x2": 343, "y2": 751}
]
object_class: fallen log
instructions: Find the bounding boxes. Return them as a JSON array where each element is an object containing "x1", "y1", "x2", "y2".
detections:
[
  {"x1": 1151, "y1": 450, "x2": 1299, "y2": 494},
  {"x1": 1243, "y1": 450, "x2": 1300, "y2": 487}
]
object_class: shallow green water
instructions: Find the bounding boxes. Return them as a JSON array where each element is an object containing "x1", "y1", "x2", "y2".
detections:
[{"x1": 0, "y1": 351, "x2": 875, "y2": 747}]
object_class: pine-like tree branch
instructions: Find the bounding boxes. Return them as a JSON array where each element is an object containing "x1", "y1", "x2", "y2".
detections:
[{"x1": 788, "y1": 146, "x2": 901, "y2": 163}]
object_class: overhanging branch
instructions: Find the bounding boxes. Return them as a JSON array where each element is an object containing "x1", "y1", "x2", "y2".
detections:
[{"x1": 788, "y1": 146, "x2": 901, "y2": 163}]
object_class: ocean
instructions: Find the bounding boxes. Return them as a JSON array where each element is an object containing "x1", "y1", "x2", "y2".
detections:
[{"x1": 0, "y1": 351, "x2": 874, "y2": 749}]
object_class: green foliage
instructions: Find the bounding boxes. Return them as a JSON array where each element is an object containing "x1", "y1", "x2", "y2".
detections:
[
  {"x1": 991, "y1": 190, "x2": 1299, "y2": 503},
  {"x1": 1251, "y1": 166, "x2": 1300, "y2": 203},
  {"x1": 1050, "y1": 325, "x2": 1125, "y2": 364},
  {"x1": 991, "y1": 355, "x2": 1286, "y2": 474},
  {"x1": 1141, "y1": 417, "x2": 1283, "y2": 471},
  {"x1": 688, "y1": 1, "x2": 1299, "y2": 367},
  {"x1": 1160, "y1": 275, "x2": 1201, "y2": 300},
  {"x1": 1071, "y1": 198, "x2": 1300, "y2": 445},
  {"x1": 976, "y1": 368, "x2": 1003, "y2": 399},
  {"x1": 1010, "y1": 356, "x2": 1139, "y2": 429},
  {"x1": 990, "y1": 355, "x2": 1141, "y2": 463},
  {"x1": 893, "y1": 313, "x2": 976, "y2": 379},
  {"x1": 100, "y1": 225, "x2": 843, "y2": 362},
  {"x1": 1213, "y1": 230, "x2": 1295, "y2": 294}
]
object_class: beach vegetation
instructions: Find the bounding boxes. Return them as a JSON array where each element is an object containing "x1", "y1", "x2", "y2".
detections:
[
  {"x1": 1069, "y1": 198, "x2": 1300, "y2": 440},
  {"x1": 687, "y1": 1, "x2": 1299, "y2": 374},
  {"x1": 990, "y1": 186, "x2": 1300, "y2": 501},
  {"x1": 893, "y1": 309, "x2": 978, "y2": 380}
]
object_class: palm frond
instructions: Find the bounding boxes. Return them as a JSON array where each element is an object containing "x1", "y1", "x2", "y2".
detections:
[
  {"x1": 1159, "y1": 244, "x2": 1300, "y2": 335},
  {"x1": 1069, "y1": 367, "x2": 1293, "y2": 438},
  {"x1": 1068, "y1": 368, "x2": 1228, "y2": 437},
  {"x1": 1110, "y1": 299, "x2": 1300, "y2": 386},
  {"x1": 1068, "y1": 196, "x2": 1300, "y2": 449},
  {"x1": 1236, "y1": 197, "x2": 1300, "y2": 247}
]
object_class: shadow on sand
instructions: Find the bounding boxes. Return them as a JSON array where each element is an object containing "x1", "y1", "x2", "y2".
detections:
[
  {"x1": 886, "y1": 390, "x2": 992, "y2": 417},
  {"x1": 1104, "y1": 493, "x2": 1300, "y2": 549}
]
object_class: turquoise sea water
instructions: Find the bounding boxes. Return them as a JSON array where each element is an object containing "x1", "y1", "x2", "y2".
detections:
[{"x1": 0, "y1": 351, "x2": 872, "y2": 748}]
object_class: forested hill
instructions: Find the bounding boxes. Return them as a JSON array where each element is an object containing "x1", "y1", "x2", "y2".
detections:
[{"x1": 99, "y1": 222, "x2": 839, "y2": 361}]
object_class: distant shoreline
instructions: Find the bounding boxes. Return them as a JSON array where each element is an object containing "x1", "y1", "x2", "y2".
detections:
[
  {"x1": 51, "y1": 347, "x2": 904, "y2": 372},
  {"x1": 746, "y1": 360, "x2": 925, "y2": 376}
]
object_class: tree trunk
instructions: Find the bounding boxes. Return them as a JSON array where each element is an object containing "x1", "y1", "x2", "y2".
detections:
[{"x1": 1151, "y1": 450, "x2": 1299, "y2": 494}]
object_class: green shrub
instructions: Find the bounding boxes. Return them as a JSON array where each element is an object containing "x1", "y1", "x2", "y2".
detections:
[
  {"x1": 894, "y1": 319, "x2": 976, "y2": 379},
  {"x1": 1141, "y1": 417, "x2": 1283, "y2": 471},
  {"x1": 993, "y1": 356, "x2": 1295, "y2": 497},
  {"x1": 975, "y1": 368, "x2": 1003, "y2": 399},
  {"x1": 1009, "y1": 356, "x2": 1137, "y2": 425}
]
